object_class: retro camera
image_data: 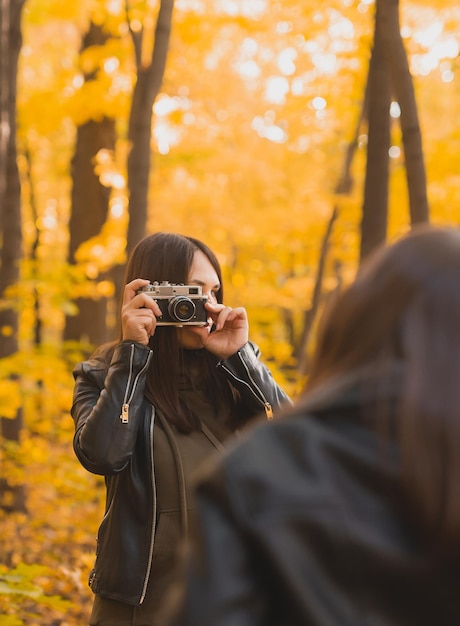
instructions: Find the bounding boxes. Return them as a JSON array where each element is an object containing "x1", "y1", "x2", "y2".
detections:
[{"x1": 137, "y1": 281, "x2": 209, "y2": 326}]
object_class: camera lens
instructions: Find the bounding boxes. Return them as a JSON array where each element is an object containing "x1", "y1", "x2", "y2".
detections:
[{"x1": 168, "y1": 296, "x2": 196, "y2": 322}]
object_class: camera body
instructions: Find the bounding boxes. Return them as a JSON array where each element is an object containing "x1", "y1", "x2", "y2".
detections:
[{"x1": 137, "y1": 281, "x2": 209, "y2": 326}]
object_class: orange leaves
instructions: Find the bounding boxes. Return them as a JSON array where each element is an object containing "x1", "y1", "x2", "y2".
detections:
[{"x1": 0, "y1": 373, "x2": 104, "y2": 621}]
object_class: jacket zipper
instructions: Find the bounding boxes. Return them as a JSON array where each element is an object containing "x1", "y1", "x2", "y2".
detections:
[
  {"x1": 120, "y1": 345, "x2": 152, "y2": 423},
  {"x1": 221, "y1": 351, "x2": 274, "y2": 420},
  {"x1": 140, "y1": 406, "x2": 156, "y2": 604}
]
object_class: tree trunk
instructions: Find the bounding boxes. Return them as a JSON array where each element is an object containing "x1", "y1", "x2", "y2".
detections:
[
  {"x1": 360, "y1": 0, "x2": 391, "y2": 261},
  {"x1": 295, "y1": 206, "x2": 338, "y2": 375},
  {"x1": 0, "y1": 0, "x2": 10, "y2": 203},
  {"x1": 379, "y1": 0, "x2": 429, "y2": 225},
  {"x1": 335, "y1": 80, "x2": 369, "y2": 196},
  {"x1": 65, "y1": 117, "x2": 116, "y2": 346},
  {"x1": 23, "y1": 148, "x2": 43, "y2": 346},
  {"x1": 126, "y1": 0, "x2": 175, "y2": 255},
  {"x1": 0, "y1": 0, "x2": 26, "y2": 512},
  {"x1": 65, "y1": 22, "x2": 116, "y2": 348}
]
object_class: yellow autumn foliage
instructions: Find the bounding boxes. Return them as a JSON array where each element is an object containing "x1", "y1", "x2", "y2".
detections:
[{"x1": 1, "y1": 1, "x2": 460, "y2": 624}]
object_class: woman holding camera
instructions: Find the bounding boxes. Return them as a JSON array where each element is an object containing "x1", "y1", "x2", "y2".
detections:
[{"x1": 71, "y1": 231, "x2": 290, "y2": 626}]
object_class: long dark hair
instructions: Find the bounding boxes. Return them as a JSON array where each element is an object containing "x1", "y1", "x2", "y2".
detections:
[
  {"x1": 121, "y1": 232, "x2": 237, "y2": 433},
  {"x1": 304, "y1": 225, "x2": 460, "y2": 548}
]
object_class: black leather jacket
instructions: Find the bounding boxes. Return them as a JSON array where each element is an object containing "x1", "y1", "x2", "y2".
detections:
[
  {"x1": 174, "y1": 390, "x2": 460, "y2": 626},
  {"x1": 71, "y1": 340, "x2": 289, "y2": 606}
]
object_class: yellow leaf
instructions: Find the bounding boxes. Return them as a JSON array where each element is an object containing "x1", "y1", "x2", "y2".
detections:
[{"x1": 0, "y1": 380, "x2": 21, "y2": 418}]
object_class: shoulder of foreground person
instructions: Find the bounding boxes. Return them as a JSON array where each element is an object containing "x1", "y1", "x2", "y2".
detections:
[{"x1": 193, "y1": 407, "x2": 389, "y2": 524}]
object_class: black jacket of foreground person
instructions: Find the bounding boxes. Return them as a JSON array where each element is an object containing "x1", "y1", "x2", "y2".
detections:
[{"x1": 172, "y1": 225, "x2": 460, "y2": 626}]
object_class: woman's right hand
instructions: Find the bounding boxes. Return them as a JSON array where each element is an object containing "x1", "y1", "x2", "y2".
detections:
[{"x1": 121, "y1": 279, "x2": 162, "y2": 345}]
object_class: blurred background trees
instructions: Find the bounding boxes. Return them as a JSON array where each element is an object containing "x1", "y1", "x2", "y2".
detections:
[
  {"x1": 0, "y1": 0, "x2": 26, "y2": 517},
  {"x1": 1, "y1": 0, "x2": 459, "y2": 622}
]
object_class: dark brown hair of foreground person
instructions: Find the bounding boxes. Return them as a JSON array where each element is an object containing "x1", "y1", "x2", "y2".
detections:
[{"x1": 306, "y1": 224, "x2": 460, "y2": 546}]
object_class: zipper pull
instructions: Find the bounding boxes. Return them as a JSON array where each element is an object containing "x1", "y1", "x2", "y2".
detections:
[
  {"x1": 264, "y1": 403, "x2": 273, "y2": 420},
  {"x1": 120, "y1": 403, "x2": 129, "y2": 423}
]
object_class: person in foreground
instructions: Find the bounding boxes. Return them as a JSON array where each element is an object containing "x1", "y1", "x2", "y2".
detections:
[
  {"x1": 172, "y1": 225, "x2": 460, "y2": 626},
  {"x1": 71, "y1": 232, "x2": 290, "y2": 626}
]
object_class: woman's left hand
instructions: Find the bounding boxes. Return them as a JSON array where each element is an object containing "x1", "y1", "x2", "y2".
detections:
[{"x1": 202, "y1": 302, "x2": 249, "y2": 360}]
